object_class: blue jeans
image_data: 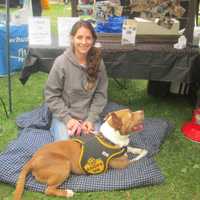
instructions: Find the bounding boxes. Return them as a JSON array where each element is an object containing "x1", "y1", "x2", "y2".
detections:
[{"x1": 50, "y1": 117, "x2": 101, "y2": 141}]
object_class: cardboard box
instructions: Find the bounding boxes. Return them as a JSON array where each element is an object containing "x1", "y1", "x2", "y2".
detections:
[{"x1": 133, "y1": 17, "x2": 180, "y2": 35}]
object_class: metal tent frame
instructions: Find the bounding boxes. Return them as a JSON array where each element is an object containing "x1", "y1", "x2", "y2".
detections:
[{"x1": 6, "y1": 0, "x2": 12, "y2": 114}]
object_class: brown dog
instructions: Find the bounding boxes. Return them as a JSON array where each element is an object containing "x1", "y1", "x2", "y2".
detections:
[{"x1": 14, "y1": 109, "x2": 147, "y2": 199}]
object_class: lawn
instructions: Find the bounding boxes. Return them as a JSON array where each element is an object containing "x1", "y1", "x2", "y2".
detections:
[{"x1": 0, "y1": 3, "x2": 200, "y2": 200}]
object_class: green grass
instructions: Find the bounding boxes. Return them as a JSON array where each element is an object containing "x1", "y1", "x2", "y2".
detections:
[
  {"x1": 0, "y1": 3, "x2": 200, "y2": 200},
  {"x1": 43, "y1": 3, "x2": 72, "y2": 34},
  {"x1": 43, "y1": 3, "x2": 92, "y2": 34},
  {"x1": 1, "y1": 73, "x2": 200, "y2": 200}
]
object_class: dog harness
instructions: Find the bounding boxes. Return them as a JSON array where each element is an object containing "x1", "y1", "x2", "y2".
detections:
[{"x1": 72, "y1": 135, "x2": 127, "y2": 175}]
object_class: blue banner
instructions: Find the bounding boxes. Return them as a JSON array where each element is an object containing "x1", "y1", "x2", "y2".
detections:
[{"x1": 0, "y1": 24, "x2": 28, "y2": 76}]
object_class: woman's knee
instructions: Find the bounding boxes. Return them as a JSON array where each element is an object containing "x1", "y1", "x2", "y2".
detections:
[{"x1": 50, "y1": 117, "x2": 69, "y2": 141}]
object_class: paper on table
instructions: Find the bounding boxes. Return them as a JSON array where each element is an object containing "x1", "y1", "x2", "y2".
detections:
[
  {"x1": 57, "y1": 17, "x2": 80, "y2": 47},
  {"x1": 121, "y1": 19, "x2": 136, "y2": 45},
  {"x1": 28, "y1": 17, "x2": 51, "y2": 46}
]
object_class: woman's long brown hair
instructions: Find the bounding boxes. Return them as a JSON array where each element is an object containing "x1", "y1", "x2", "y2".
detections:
[{"x1": 70, "y1": 20, "x2": 102, "y2": 84}]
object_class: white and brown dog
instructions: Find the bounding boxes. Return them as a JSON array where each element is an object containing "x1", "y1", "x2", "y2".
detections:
[{"x1": 14, "y1": 109, "x2": 148, "y2": 200}]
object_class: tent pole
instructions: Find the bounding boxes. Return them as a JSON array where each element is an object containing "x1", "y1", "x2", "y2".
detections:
[{"x1": 6, "y1": 0, "x2": 12, "y2": 113}]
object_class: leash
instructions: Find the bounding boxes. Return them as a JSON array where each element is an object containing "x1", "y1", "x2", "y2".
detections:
[{"x1": 68, "y1": 120, "x2": 96, "y2": 136}]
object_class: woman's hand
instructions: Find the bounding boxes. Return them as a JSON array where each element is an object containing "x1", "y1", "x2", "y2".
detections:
[
  {"x1": 81, "y1": 121, "x2": 94, "y2": 134},
  {"x1": 67, "y1": 118, "x2": 81, "y2": 136}
]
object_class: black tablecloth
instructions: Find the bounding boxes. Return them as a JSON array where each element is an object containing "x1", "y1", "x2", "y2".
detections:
[{"x1": 20, "y1": 37, "x2": 200, "y2": 85}]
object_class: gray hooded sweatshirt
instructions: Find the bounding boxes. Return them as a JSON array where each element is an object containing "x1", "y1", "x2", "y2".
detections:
[{"x1": 44, "y1": 47, "x2": 108, "y2": 125}]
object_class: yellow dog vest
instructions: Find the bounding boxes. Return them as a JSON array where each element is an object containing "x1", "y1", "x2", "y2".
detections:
[{"x1": 73, "y1": 135, "x2": 127, "y2": 175}]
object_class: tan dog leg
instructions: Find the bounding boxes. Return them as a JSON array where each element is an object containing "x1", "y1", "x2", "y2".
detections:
[
  {"x1": 109, "y1": 155, "x2": 130, "y2": 169},
  {"x1": 41, "y1": 161, "x2": 74, "y2": 197},
  {"x1": 45, "y1": 186, "x2": 74, "y2": 198},
  {"x1": 127, "y1": 146, "x2": 148, "y2": 162}
]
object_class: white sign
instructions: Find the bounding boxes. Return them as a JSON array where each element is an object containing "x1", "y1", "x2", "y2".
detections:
[
  {"x1": 28, "y1": 17, "x2": 51, "y2": 46},
  {"x1": 121, "y1": 19, "x2": 136, "y2": 45},
  {"x1": 57, "y1": 17, "x2": 80, "y2": 47}
]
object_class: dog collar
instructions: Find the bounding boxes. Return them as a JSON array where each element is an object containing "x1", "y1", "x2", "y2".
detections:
[{"x1": 100, "y1": 122, "x2": 130, "y2": 147}]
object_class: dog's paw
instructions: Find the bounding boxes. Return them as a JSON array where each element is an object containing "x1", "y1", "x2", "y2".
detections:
[
  {"x1": 66, "y1": 189, "x2": 74, "y2": 197},
  {"x1": 129, "y1": 149, "x2": 148, "y2": 163}
]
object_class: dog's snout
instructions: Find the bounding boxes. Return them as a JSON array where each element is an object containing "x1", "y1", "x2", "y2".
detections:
[
  {"x1": 133, "y1": 110, "x2": 144, "y2": 117},
  {"x1": 137, "y1": 110, "x2": 144, "y2": 114}
]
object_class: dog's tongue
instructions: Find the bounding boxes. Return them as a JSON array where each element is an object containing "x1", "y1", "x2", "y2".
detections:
[{"x1": 132, "y1": 124, "x2": 144, "y2": 131}]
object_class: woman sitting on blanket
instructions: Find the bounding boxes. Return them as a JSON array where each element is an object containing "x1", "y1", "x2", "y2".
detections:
[{"x1": 44, "y1": 20, "x2": 108, "y2": 141}]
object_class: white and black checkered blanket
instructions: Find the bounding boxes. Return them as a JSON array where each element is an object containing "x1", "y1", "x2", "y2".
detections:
[{"x1": 0, "y1": 102, "x2": 173, "y2": 192}]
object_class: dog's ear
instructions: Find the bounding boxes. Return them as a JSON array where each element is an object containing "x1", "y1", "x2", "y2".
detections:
[{"x1": 107, "y1": 112, "x2": 122, "y2": 131}]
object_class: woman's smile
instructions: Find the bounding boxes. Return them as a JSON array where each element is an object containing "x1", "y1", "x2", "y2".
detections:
[{"x1": 73, "y1": 27, "x2": 94, "y2": 57}]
